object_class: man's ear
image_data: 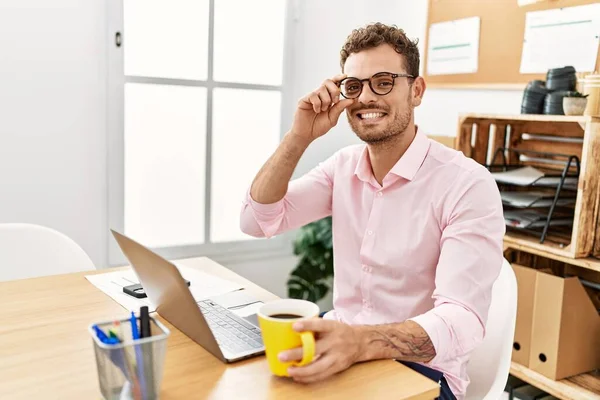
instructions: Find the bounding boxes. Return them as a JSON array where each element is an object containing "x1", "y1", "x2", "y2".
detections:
[{"x1": 411, "y1": 76, "x2": 426, "y2": 107}]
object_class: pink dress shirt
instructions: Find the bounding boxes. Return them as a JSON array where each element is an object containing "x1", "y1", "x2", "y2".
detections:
[{"x1": 240, "y1": 129, "x2": 505, "y2": 399}]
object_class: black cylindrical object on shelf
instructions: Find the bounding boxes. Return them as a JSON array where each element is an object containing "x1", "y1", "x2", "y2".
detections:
[
  {"x1": 521, "y1": 80, "x2": 549, "y2": 114},
  {"x1": 543, "y1": 91, "x2": 575, "y2": 115},
  {"x1": 546, "y1": 66, "x2": 576, "y2": 91}
]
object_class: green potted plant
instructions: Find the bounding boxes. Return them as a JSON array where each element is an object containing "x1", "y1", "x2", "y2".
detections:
[
  {"x1": 287, "y1": 216, "x2": 333, "y2": 303},
  {"x1": 563, "y1": 91, "x2": 589, "y2": 116}
]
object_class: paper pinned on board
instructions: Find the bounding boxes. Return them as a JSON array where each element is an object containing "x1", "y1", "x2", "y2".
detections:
[
  {"x1": 426, "y1": 16, "x2": 481, "y2": 75},
  {"x1": 85, "y1": 262, "x2": 244, "y2": 313},
  {"x1": 517, "y1": 0, "x2": 551, "y2": 6},
  {"x1": 520, "y1": 3, "x2": 600, "y2": 73}
]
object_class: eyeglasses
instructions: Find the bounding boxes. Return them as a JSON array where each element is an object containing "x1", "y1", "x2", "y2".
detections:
[{"x1": 338, "y1": 72, "x2": 415, "y2": 99}]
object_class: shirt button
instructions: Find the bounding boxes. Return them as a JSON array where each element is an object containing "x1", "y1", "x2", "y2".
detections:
[
  {"x1": 377, "y1": 191, "x2": 383, "y2": 197},
  {"x1": 367, "y1": 230, "x2": 373, "y2": 235}
]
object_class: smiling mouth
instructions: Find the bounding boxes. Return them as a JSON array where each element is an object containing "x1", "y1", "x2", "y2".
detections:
[{"x1": 357, "y1": 112, "x2": 387, "y2": 120}]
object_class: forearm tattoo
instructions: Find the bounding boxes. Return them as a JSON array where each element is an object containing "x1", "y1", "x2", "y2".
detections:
[{"x1": 362, "y1": 321, "x2": 436, "y2": 362}]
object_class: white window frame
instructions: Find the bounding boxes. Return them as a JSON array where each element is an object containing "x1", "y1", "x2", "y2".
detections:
[{"x1": 107, "y1": 0, "x2": 298, "y2": 266}]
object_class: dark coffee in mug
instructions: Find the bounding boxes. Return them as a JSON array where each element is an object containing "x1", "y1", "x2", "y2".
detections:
[{"x1": 269, "y1": 313, "x2": 302, "y2": 319}]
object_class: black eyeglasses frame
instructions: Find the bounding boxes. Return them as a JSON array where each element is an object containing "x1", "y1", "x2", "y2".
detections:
[{"x1": 338, "y1": 72, "x2": 415, "y2": 99}]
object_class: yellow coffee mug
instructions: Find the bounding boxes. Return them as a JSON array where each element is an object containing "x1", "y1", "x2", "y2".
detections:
[{"x1": 257, "y1": 299, "x2": 320, "y2": 376}]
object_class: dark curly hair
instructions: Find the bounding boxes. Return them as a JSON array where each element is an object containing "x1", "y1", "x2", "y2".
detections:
[{"x1": 340, "y1": 23, "x2": 420, "y2": 77}]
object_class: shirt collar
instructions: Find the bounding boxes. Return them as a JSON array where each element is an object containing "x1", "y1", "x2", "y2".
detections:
[
  {"x1": 389, "y1": 128, "x2": 430, "y2": 181},
  {"x1": 354, "y1": 127, "x2": 430, "y2": 183},
  {"x1": 354, "y1": 146, "x2": 373, "y2": 184}
]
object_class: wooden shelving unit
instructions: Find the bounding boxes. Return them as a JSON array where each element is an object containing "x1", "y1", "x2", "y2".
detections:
[
  {"x1": 510, "y1": 362, "x2": 600, "y2": 400},
  {"x1": 457, "y1": 113, "x2": 600, "y2": 259},
  {"x1": 455, "y1": 113, "x2": 600, "y2": 399},
  {"x1": 504, "y1": 233, "x2": 600, "y2": 273},
  {"x1": 458, "y1": 113, "x2": 593, "y2": 123}
]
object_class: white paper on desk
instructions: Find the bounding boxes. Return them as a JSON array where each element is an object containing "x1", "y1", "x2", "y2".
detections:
[
  {"x1": 210, "y1": 290, "x2": 263, "y2": 310},
  {"x1": 231, "y1": 302, "x2": 264, "y2": 318},
  {"x1": 520, "y1": 4, "x2": 600, "y2": 73},
  {"x1": 426, "y1": 16, "x2": 480, "y2": 75},
  {"x1": 210, "y1": 290, "x2": 264, "y2": 317},
  {"x1": 85, "y1": 263, "x2": 244, "y2": 312}
]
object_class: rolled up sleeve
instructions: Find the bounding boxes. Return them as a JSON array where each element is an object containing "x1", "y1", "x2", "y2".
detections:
[
  {"x1": 409, "y1": 168, "x2": 505, "y2": 363},
  {"x1": 240, "y1": 153, "x2": 338, "y2": 239}
]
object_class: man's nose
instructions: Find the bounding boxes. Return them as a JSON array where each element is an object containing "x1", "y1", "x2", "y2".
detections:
[{"x1": 357, "y1": 83, "x2": 378, "y2": 104}]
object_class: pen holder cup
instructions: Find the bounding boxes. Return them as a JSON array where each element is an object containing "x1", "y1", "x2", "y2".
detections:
[{"x1": 89, "y1": 317, "x2": 170, "y2": 400}]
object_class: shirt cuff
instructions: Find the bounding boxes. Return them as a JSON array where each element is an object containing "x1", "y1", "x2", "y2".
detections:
[
  {"x1": 246, "y1": 189, "x2": 285, "y2": 214},
  {"x1": 322, "y1": 310, "x2": 339, "y2": 321},
  {"x1": 408, "y1": 311, "x2": 449, "y2": 364},
  {"x1": 244, "y1": 189, "x2": 285, "y2": 238}
]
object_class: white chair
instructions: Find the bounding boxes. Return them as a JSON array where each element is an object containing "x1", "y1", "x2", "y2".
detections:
[
  {"x1": 0, "y1": 223, "x2": 95, "y2": 282},
  {"x1": 465, "y1": 258, "x2": 518, "y2": 400}
]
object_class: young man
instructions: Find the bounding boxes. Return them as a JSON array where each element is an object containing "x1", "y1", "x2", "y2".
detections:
[{"x1": 240, "y1": 23, "x2": 504, "y2": 400}]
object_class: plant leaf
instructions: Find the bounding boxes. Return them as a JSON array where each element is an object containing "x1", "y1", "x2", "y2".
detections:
[{"x1": 288, "y1": 216, "x2": 334, "y2": 302}]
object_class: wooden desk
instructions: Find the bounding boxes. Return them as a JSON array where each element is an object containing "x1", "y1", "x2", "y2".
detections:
[{"x1": 0, "y1": 257, "x2": 440, "y2": 400}]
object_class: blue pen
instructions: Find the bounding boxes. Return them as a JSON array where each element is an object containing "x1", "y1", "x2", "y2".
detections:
[
  {"x1": 130, "y1": 312, "x2": 147, "y2": 399},
  {"x1": 93, "y1": 325, "x2": 120, "y2": 345},
  {"x1": 93, "y1": 325, "x2": 130, "y2": 381},
  {"x1": 130, "y1": 311, "x2": 140, "y2": 340}
]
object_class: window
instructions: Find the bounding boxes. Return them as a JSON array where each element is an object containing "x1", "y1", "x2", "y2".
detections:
[{"x1": 108, "y1": 0, "x2": 291, "y2": 263}]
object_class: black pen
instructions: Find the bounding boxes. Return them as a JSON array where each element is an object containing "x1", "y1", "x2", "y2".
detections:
[
  {"x1": 140, "y1": 306, "x2": 151, "y2": 338},
  {"x1": 139, "y1": 306, "x2": 155, "y2": 399}
]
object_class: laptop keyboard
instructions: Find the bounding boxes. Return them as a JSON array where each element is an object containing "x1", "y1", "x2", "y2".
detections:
[{"x1": 198, "y1": 299, "x2": 264, "y2": 354}]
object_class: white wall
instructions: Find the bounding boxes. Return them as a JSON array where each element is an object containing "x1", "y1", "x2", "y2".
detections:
[
  {"x1": 417, "y1": 90, "x2": 522, "y2": 136},
  {"x1": 0, "y1": 0, "x2": 109, "y2": 267}
]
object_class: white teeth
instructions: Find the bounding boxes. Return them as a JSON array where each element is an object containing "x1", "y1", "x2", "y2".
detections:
[{"x1": 360, "y1": 112, "x2": 385, "y2": 119}]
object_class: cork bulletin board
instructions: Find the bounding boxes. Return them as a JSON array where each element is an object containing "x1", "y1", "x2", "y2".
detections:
[{"x1": 423, "y1": 0, "x2": 600, "y2": 88}]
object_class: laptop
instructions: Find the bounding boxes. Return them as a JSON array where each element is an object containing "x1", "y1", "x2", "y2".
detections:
[{"x1": 110, "y1": 229, "x2": 265, "y2": 363}]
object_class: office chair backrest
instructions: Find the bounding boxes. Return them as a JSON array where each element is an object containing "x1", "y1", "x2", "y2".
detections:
[
  {"x1": 465, "y1": 258, "x2": 517, "y2": 400},
  {"x1": 0, "y1": 223, "x2": 95, "y2": 282}
]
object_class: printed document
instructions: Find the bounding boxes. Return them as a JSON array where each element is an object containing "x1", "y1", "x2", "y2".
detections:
[
  {"x1": 426, "y1": 17, "x2": 481, "y2": 75},
  {"x1": 520, "y1": 4, "x2": 600, "y2": 73}
]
